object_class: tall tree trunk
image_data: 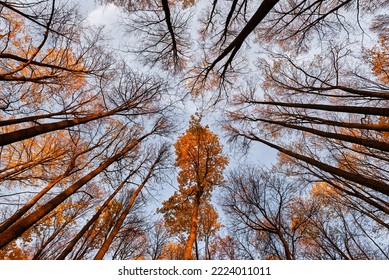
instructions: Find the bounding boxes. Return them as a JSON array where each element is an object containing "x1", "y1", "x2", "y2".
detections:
[
  {"x1": 207, "y1": 0, "x2": 279, "y2": 72},
  {"x1": 254, "y1": 117, "x2": 389, "y2": 152},
  {"x1": 93, "y1": 148, "x2": 165, "y2": 259},
  {"x1": 0, "y1": 174, "x2": 66, "y2": 233},
  {"x1": 56, "y1": 171, "x2": 137, "y2": 259},
  {"x1": 0, "y1": 133, "x2": 151, "y2": 249},
  {"x1": 0, "y1": 107, "x2": 123, "y2": 146},
  {"x1": 183, "y1": 196, "x2": 201, "y2": 260},
  {"x1": 235, "y1": 131, "x2": 389, "y2": 196}
]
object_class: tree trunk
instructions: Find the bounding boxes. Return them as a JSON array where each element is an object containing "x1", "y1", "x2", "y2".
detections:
[
  {"x1": 0, "y1": 133, "x2": 150, "y2": 249},
  {"x1": 238, "y1": 132, "x2": 389, "y2": 196},
  {"x1": 183, "y1": 196, "x2": 201, "y2": 260},
  {"x1": 56, "y1": 171, "x2": 136, "y2": 259},
  {"x1": 93, "y1": 149, "x2": 165, "y2": 259},
  {"x1": 0, "y1": 107, "x2": 122, "y2": 146}
]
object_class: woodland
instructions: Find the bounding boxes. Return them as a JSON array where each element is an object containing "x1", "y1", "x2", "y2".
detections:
[{"x1": 0, "y1": 0, "x2": 388, "y2": 260}]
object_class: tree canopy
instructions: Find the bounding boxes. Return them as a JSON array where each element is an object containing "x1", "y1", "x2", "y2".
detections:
[{"x1": 0, "y1": 0, "x2": 388, "y2": 260}]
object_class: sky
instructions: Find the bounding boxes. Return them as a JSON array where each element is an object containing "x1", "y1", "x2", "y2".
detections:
[
  {"x1": 80, "y1": 1, "x2": 278, "y2": 167},
  {"x1": 75, "y1": 1, "x2": 279, "y2": 224}
]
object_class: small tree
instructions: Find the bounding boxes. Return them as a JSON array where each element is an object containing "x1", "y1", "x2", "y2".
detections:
[{"x1": 159, "y1": 114, "x2": 228, "y2": 259}]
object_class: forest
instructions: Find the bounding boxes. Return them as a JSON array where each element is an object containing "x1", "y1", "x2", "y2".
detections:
[{"x1": 0, "y1": 0, "x2": 388, "y2": 260}]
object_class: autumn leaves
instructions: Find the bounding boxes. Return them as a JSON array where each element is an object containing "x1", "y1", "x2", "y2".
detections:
[
  {"x1": 1, "y1": 0, "x2": 389, "y2": 260},
  {"x1": 158, "y1": 115, "x2": 228, "y2": 259}
]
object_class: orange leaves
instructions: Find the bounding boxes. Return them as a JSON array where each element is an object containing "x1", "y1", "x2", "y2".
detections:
[
  {"x1": 0, "y1": 129, "x2": 74, "y2": 184},
  {"x1": 174, "y1": 114, "x2": 228, "y2": 191},
  {"x1": 160, "y1": 241, "x2": 185, "y2": 260},
  {"x1": 370, "y1": 38, "x2": 389, "y2": 84},
  {"x1": 0, "y1": 11, "x2": 25, "y2": 43},
  {"x1": 310, "y1": 181, "x2": 340, "y2": 206},
  {"x1": 0, "y1": 241, "x2": 29, "y2": 260},
  {"x1": 158, "y1": 114, "x2": 227, "y2": 258},
  {"x1": 0, "y1": 8, "x2": 88, "y2": 96}
]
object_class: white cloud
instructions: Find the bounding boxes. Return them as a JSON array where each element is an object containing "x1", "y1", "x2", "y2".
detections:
[{"x1": 86, "y1": 4, "x2": 122, "y2": 27}]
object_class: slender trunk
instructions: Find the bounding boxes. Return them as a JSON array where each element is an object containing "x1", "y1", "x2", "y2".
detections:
[
  {"x1": 252, "y1": 101, "x2": 389, "y2": 116},
  {"x1": 255, "y1": 117, "x2": 389, "y2": 152},
  {"x1": 208, "y1": 0, "x2": 279, "y2": 70},
  {"x1": 276, "y1": 229, "x2": 293, "y2": 260},
  {"x1": 0, "y1": 108, "x2": 121, "y2": 146},
  {"x1": 93, "y1": 150, "x2": 164, "y2": 260},
  {"x1": 0, "y1": 110, "x2": 74, "y2": 127},
  {"x1": 161, "y1": 0, "x2": 178, "y2": 56},
  {"x1": 0, "y1": 134, "x2": 150, "y2": 249},
  {"x1": 283, "y1": 113, "x2": 389, "y2": 132},
  {"x1": 56, "y1": 171, "x2": 136, "y2": 259},
  {"x1": 33, "y1": 221, "x2": 70, "y2": 260},
  {"x1": 0, "y1": 172, "x2": 69, "y2": 233},
  {"x1": 238, "y1": 132, "x2": 389, "y2": 196},
  {"x1": 183, "y1": 196, "x2": 201, "y2": 260},
  {"x1": 195, "y1": 238, "x2": 199, "y2": 260}
]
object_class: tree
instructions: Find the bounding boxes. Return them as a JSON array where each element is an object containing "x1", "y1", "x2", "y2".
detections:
[
  {"x1": 144, "y1": 219, "x2": 170, "y2": 260},
  {"x1": 103, "y1": 0, "x2": 191, "y2": 73},
  {"x1": 158, "y1": 114, "x2": 228, "y2": 259},
  {"x1": 292, "y1": 182, "x2": 389, "y2": 259},
  {"x1": 94, "y1": 144, "x2": 170, "y2": 259},
  {"x1": 222, "y1": 166, "x2": 389, "y2": 260},
  {"x1": 224, "y1": 39, "x2": 389, "y2": 212},
  {"x1": 0, "y1": 0, "x2": 176, "y2": 259},
  {"x1": 222, "y1": 166, "x2": 305, "y2": 260}
]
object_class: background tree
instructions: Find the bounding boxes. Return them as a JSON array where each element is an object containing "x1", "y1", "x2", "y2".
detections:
[
  {"x1": 224, "y1": 39, "x2": 389, "y2": 213},
  {"x1": 222, "y1": 165, "x2": 389, "y2": 259},
  {"x1": 222, "y1": 166, "x2": 305, "y2": 260},
  {"x1": 103, "y1": 0, "x2": 191, "y2": 73},
  {"x1": 158, "y1": 114, "x2": 228, "y2": 259},
  {"x1": 0, "y1": 0, "x2": 175, "y2": 258}
]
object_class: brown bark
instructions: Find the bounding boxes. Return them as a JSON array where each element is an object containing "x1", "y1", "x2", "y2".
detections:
[
  {"x1": 0, "y1": 174, "x2": 67, "y2": 233},
  {"x1": 161, "y1": 0, "x2": 178, "y2": 58},
  {"x1": 0, "y1": 133, "x2": 151, "y2": 249},
  {"x1": 282, "y1": 114, "x2": 389, "y2": 132},
  {"x1": 0, "y1": 108, "x2": 120, "y2": 146},
  {"x1": 56, "y1": 171, "x2": 137, "y2": 259},
  {"x1": 183, "y1": 195, "x2": 201, "y2": 260},
  {"x1": 206, "y1": 0, "x2": 279, "y2": 75},
  {"x1": 254, "y1": 117, "x2": 389, "y2": 152},
  {"x1": 250, "y1": 101, "x2": 389, "y2": 117},
  {"x1": 93, "y1": 147, "x2": 166, "y2": 259},
  {"x1": 233, "y1": 130, "x2": 389, "y2": 197}
]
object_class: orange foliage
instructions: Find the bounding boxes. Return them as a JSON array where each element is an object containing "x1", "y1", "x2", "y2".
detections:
[
  {"x1": 370, "y1": 37, "x2": 389, "y2": 84},
  {"x1": 0, "y1": 9, "x2": 88, "y2": 106},
  {"x1": 174, "y1": 114, "x2": 228, "y2": 190},
  {"x1": 186, "y1": 66, "x2": 221, "y2": 96},
  {"x1": 158, "y1": 114, "x2": 228, "y2": 258}
]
